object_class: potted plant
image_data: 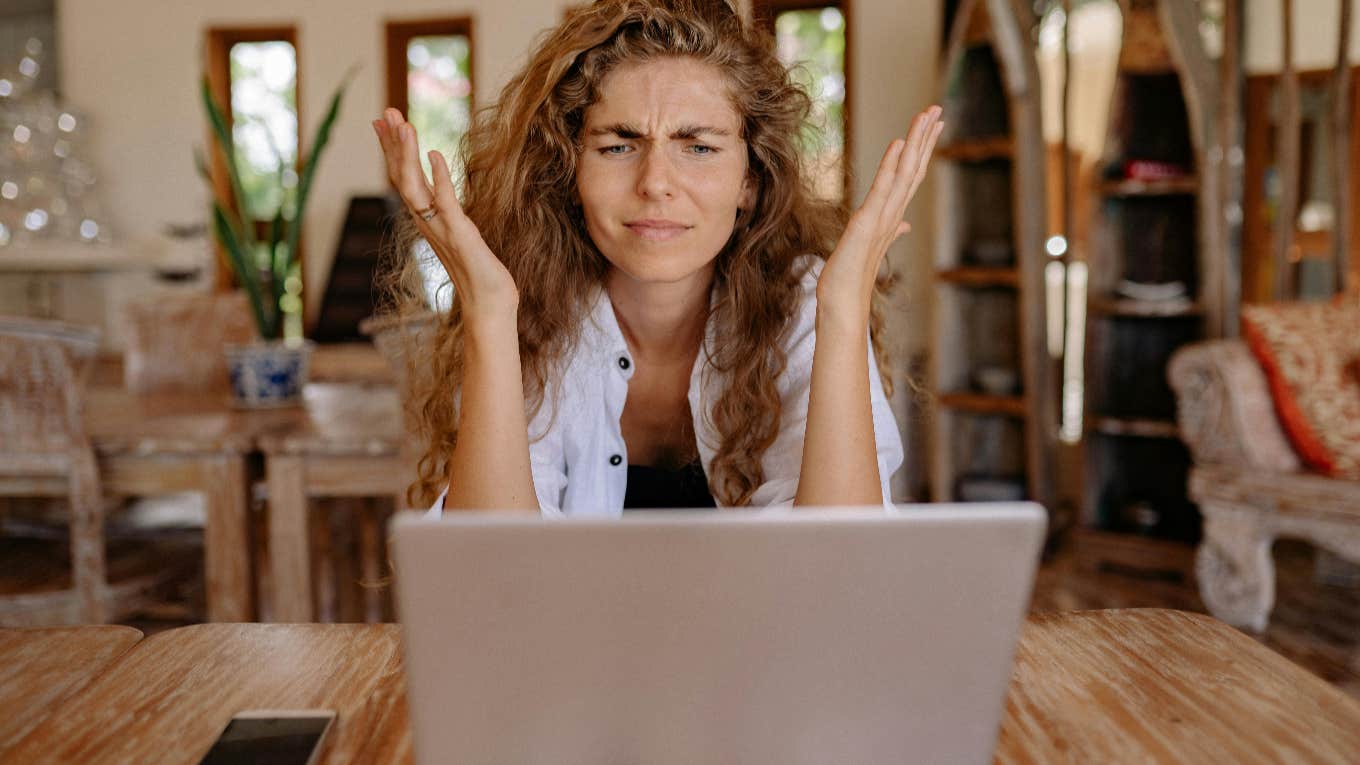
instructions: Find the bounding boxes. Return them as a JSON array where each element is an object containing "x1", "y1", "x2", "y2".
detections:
[{"x1": 198, "y1": 71, "x2": 350, "y2": 407}]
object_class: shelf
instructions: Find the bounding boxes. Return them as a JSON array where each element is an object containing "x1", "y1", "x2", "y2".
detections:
[
  {"x1": 1089, "y1": 296, "x2": 1203, "y2": 318},
  {"x1": 937, "y1": 392, "x2": 1027, "y2": 417},
  {"x1": 936, "y1": 267, "x2": 1019, "y2": 288},
  {"x1": 937, "y1": 137, "x2": 1013, "y2": 162},
  {"x1": 1090, "y1": 416, "x2": 1181, "y2": 439},
  {"x1": 1099, "y1": 177, "x2": 1200, "y2": 197}
]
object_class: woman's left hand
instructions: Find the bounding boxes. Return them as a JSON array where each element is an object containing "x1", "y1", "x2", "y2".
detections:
[{"x1": 817, "y1": 105, "x2": 943, "y2": 329}]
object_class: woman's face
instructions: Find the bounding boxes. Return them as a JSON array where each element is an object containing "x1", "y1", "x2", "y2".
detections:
[{"x1": 576, "y1": 57, "x2": 754, "y2": 288}]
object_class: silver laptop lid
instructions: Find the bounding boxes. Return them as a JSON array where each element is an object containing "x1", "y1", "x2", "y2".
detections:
[{"x1": 393, "y1": 504, "x2": 1045, "y2": 765}]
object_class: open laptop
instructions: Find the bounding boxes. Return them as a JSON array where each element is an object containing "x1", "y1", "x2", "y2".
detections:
[{"x1": 391, "y1": 504, "x2": 1045, "y2": 765}]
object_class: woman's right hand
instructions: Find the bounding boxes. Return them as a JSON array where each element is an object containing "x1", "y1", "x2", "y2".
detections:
[{"x1": 373, "y1": 108, "x2": 519, "y2": 319}]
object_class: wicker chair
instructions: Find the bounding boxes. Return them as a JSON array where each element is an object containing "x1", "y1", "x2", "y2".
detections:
[
  {"x1": 122, "y1": 291, "x2": 254, "y2": 393},
  {"x1": 0, "y1": 316, "x2": 108, "y2": 625},
  {"x1": 358, "y1": 310, "x2": 437, "y2": 401},
  {"x1": 1169, "y1": 339, "x2": 1360, "y2": 632}
]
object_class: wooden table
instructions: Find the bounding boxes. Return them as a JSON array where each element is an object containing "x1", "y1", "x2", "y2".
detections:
[
  {"x1": 257, "y1": 383, "x2": 410, "y2": 622},
  {"x1": 0, "y1": 626, "x2": 142, "y2": 753},
  {"x1": 4, "y1": 623, "x2": 410, "y2": 764},
  {"x1": 995, "y1": 609, "x2": 1360, "y2": 762},
  {"x1": 85, "y1": 382, "x2": 408, "y2": 623},
  {"x1": 8, "y1": 610, "x2": 1360, "y2": 763},
  {"x1": 84, "y1": 388, "x2": 302, "y2": 622}
]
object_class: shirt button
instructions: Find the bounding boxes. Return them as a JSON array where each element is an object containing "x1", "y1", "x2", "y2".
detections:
[
  {"x1": 609, "y1": 454, "x2": 623, "y2": 466},
  {"x1": 617, "y1": 356, "x2": 630, "y2": 370}
]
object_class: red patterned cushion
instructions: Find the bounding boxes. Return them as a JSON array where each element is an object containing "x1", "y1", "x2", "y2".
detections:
[{"x1": 1241, "y1": 296, "x2": 1360, "y2": 480}]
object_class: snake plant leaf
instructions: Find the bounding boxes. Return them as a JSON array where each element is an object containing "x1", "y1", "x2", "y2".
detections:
[
  {"x1": 269, "y1": 208, "x2": 287, "y2": 318},
  {"x1": 200, "y1": 77, "x2": 256, "y2": 251},
  {"x1": 212, "y1": 202, "x2": 272, "y2": 337}
]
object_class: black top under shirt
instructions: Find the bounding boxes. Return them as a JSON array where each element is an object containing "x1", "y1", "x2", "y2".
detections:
[{"x1": 623, "y1": 459, "x2": 717, "y2": 510}]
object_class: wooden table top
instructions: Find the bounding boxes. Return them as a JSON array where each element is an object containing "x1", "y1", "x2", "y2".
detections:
[
  {"x1": 4, "y1": 624, "x2": 411, "y2": 765},
  {"x1": 84, "y1": 382, "x2": 401, "y2": 457},
  {"x1": 995, "y1": 609, "x2": 1360, "y2": 763},
  {"x1": 0, "y1": 626, "x2": 143, "y2": 754},
  {"x1": 9, "y1": 610, "x2": 1360, "y2": 764}
]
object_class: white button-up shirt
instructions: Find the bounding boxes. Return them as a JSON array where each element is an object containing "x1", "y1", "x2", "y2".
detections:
[{"x1": 431, "y1": 256, "x2": 904, "y2": 516}]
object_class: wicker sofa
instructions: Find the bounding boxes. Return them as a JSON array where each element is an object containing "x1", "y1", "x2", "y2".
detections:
[{"x1": 1168, "y1": 339, "x2": 1360, "y2": 631}]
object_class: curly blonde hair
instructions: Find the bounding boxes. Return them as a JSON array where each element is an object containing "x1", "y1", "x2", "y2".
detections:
[{"x1": 386, "y1": 0, "x2": 893, "y2": 507}]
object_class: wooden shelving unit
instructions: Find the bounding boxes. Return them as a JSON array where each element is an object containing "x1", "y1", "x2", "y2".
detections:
[
  {"x1": 929, "y1": 0, "x2": 1055, "y2": 510},
  {"x1": 936, "y1": 266, "x2": 1019, "y2": 288},
  {"x1": 1087, "y1": 295, "x2": 1203, "y2": 318},
  {"x1": 1098, "y1": 177, "x2": 1200, "y2": 196},
  {"x1": 936, "y1": 136, "x2": 1014, "y2": 162},
  {"x1": 1076, "y1": 0, "x2": 1225, "y2": 575},
  {"x1": 936, "y1": 392, "x2": 1027, "y2": 417}
]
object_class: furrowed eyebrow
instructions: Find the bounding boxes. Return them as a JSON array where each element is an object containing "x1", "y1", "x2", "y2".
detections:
[
  {"x1": 587, "y1": 123, "x2": 733, "y2": 140},
  {"x1": 589, "y1": 123, "x2": 646, "y2": 140},
  {"x1": 670, "y1": 124, "x2": 732, "y2": 139}
]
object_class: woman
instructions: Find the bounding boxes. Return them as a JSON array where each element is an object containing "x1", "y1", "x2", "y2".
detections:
[{"x1": 373, "y1": 0, "x2": 941, "y2": 514}]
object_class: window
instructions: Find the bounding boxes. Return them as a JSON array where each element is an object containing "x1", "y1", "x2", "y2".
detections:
[
  {"x1": 227, "y1": 40, "x2": 299, "y2": 222},
  {"x1": 386, "y1": 18, "x2": 474, "y2": 184},
  {"x1": 385, "y1": 18, "x2": 474, "y2": 312},
  {"x1": 755, "y1": 0, "x2": 851, "y2": 203},
  {"x1": 206, "y1": 26, "x2": 304, "y2": 334}
]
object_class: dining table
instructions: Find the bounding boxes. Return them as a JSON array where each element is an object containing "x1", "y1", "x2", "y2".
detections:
[
  {"x1": 83, "y1": 375, "x2": 406, "y2": 623},
  {"x1": 5, "y1": 609, "x2": 1359, "y2": 763}
]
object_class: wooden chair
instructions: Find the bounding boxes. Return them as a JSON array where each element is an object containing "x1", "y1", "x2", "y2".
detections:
[
  {"x1": 122, "y1": 291, "x2": 254, "y2": 393},
  {"x1": 119, "y1": 291, "x2": 258, "y2": 619},
  {"x1": 0, "y1": 317, "x2": 109, "y2": 625}
]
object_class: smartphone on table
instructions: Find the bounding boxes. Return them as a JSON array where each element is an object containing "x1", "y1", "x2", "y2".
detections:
[{"x1": 197, "y1": 709, "x2": 336, "y2": 765}]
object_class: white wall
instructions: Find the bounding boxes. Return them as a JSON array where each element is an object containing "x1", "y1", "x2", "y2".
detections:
[{"x1": 55, "y1": 0, "x2": 941, "y2": 354}]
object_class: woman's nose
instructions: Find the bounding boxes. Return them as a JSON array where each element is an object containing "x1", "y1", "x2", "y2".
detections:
[{"x1": 635, "y1": 146, "x2": 675, "y2": 199}]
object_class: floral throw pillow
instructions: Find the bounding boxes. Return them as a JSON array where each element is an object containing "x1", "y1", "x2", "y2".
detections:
[{"x1": 1241, "y1": 296, "x2": 1360, "y2": 480}]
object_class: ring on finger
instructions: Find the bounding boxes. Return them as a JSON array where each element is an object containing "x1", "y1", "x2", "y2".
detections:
[{"x1": 414, "y1": 203, "x2": 437, "y2": 222}]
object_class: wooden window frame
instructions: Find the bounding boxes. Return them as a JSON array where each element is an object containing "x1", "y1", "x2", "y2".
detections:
[
  {"x1": 752, "y1": 0, "x2": 853, "y2": 206},
  {"x1": 204, "y1": 25, "x2": 304, "y2": 308},
  {"x1": 1242, "y1": 67, "x2": 1360, "y2": 303},
  {"x1": 384, "y1": 17, "x2": 475, "y2": 122}
]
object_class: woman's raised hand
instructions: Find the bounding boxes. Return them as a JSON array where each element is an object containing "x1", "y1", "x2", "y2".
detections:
[
  {"x1": 817, "y1": 105, "x2": 943, "y2": 328},
  {"x1": 372, "y1": 108, "x2": 519, "y2": 318}
]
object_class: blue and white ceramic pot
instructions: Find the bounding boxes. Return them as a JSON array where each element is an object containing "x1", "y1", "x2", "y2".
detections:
[{"x1": 224, "y1": 340, "x2": 314, "y2": 408}]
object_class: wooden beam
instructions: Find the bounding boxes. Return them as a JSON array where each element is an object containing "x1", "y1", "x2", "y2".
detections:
[
  {"x1": 1218, "y1": 0, "x2": 1244, "y2": 331},
  {"x1": 1333, "y1": 0, "x2": 1354, "y2": 293},
  {"x1": 1273, "y1": 0, "x2": 1300, "y2": 299}
]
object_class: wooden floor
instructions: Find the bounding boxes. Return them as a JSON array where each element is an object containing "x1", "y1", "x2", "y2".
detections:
[{"x1": 2, "y1": 530, "x2": 1357, "y2": 699}]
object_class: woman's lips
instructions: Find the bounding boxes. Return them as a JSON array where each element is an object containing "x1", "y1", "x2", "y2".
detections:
[{"x1": 624, "y1": 220, "x2": 690, "y2": 241}]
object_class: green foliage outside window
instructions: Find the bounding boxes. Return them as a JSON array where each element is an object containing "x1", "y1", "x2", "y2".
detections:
[
  {"x1": 229, "y1": 41, "x2": 298, "y2": 224},
  {"x1": 775, "y1": 7, "x2": 846, "y2": 201},
  {"x1": 407, "y1": 35, "x2": 472, "y2": 185}
]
